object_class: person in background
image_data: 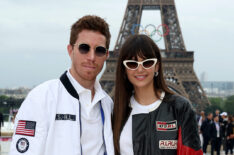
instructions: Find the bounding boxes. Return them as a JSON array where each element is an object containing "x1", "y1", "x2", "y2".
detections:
[
  {"x1": 113, "y1": 34, "x2": 202, "y2": 155},
  {"x1": 210, "y1": 115, "x2": 222, "y2": 155},
  {"x1": 225, "y1": 116, "x2": 233, "y2": 155},
  {"x1": 201, "y1": 112, "x2": 213, "y2": 155},
  {"x1": 198, "y1": 111, "x2": 206, "y2": 127},
  {"x1": 0, "y1": 112, "x2": 4, "y2": 136},
  {"x1": 198, "y1": 110, "x2": 206, "y2": 146},
  {"x1": 220, "y1": 112, "x2": 228, "y2": 153},
  {"x1": 215, "y1": 109, "x2": 223, "y2": 123},
  {"x1": 12, "y1": 111, "x2": 18, "y2": 124}
]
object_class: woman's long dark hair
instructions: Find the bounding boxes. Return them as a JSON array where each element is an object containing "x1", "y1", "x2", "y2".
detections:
[{"x1": 113, "y1": 34, "x2": 173, "y2": 154}]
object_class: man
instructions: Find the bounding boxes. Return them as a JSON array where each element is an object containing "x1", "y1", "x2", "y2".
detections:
[
  {"x1": 215, "y1": 109, "x2": 223, "y2": 123},
  {"x1": 225, "y1": 116, "x2": 233, "y2": 155},
  {"x1": 201, "y1": 112, "x2": 213, "y2": 154},
  {"x1": 220, "y1": 112, "x2": 228, "y2": 153},
  {"x1": 9, "y1": 15, "x2": 114, "y2": 155},
  {"x1": 210, "y1": 115, "x2": 222, "y2": 155},
  {"x1": 0, "y1": 112, "x2": 4, "y2": 136}
]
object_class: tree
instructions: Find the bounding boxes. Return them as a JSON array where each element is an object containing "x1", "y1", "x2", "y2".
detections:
[
  {"x1": 205, "y1": 97, "x2": 224, "y2": 114},
  {"x1": 0, "y1": 95, "x2": 24, "y2": 114},
  {"x1": 223, "y1": 95, "x2": 234, "y2": 115}
]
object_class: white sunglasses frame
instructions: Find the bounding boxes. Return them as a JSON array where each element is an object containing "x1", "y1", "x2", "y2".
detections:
[{"x1": 123, "y1": 58, "x2": 158, "y2": 70}]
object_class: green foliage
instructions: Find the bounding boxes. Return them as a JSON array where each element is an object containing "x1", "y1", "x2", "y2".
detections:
[
  {"x1": 209, "y1": 97, "x2": 224, "y2": 107},
  {"x1": 0, "y1": 95, "x2": 9, "y2": 101},
  {"x1": 205, "y1": 97, "x2": 224, "y2": 114},
  {"x1": 205, "y1": 96, "x2": 234, "y2": 115},
  {"x1": 0, "y1": 95, "x2": 23, "y2": 114},
  {"x1": 223, "y1": 95, "x2": 234, "y2": 115}
]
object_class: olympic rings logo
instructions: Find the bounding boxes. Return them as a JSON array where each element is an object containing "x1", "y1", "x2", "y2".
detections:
[{"x1": 130, "y1": 24, "x2": 170, "y2": 42}]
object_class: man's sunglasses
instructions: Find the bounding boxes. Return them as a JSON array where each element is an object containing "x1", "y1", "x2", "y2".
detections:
[
  {"x1": 123, "y1": 58, "x2": 157, "y2": 70},
  {"x1": 74, "y1": 43, "x2": 107, "y2": 57}
]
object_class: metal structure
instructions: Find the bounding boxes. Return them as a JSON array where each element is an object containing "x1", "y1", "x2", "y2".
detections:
[{"x1": 100, "y1": 0, "x2": 210, "y2": 110}]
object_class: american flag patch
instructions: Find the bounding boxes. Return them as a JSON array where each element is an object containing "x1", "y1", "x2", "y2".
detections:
[{"x1": 16, "y1": 120, "x2": 36, "y2": 137}]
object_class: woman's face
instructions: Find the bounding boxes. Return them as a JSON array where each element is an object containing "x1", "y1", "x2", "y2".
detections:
[{"x1": 124, "y1": 55, "x2": 159, "y2": 90}]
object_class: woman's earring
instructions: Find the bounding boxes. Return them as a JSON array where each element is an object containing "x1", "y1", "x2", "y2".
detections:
[{"x1": 155, "y1": 72, "x2": 158, "y2": 77}]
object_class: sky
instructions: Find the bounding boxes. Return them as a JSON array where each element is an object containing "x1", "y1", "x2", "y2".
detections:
[{"x1": 0, "y1": 0, "x2": 234, "y2": 88}]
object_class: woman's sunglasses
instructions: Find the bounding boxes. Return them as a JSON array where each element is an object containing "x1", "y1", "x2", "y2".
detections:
[
  {"x1": 123, "y1": 58, "x2": 157, "y2": 70},
  {"x1": 74, "y1": 43, "x2": 107, "y2": 57}
]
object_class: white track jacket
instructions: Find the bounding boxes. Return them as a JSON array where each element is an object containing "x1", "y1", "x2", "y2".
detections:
[{"x1": 9, "y1": 72, "x2": 114, "y2": 155}]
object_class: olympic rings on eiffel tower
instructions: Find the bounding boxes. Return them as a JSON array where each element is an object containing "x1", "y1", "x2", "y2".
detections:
[{"x1": 130, "y1": 24, "x2": 170, "y2": 42}]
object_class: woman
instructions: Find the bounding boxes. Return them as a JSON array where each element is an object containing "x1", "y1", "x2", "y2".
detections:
[
  {"x1": 113, "y1": 34, "x2": 202, "y2": 155},
  {"x1": 198, "y1": 111, "x2": 206, "y2": 147}
]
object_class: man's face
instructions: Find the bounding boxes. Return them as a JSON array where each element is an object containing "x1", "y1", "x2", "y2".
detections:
[
  {"x1": 67, "y1": 29, "x2": 108, "y2": 83},
  {"x1": 214, "y1": 116, "x2": 219, "y2": 122},
  {"x1": 208, "y1": 114, "x2": 213, "y2": 120}
]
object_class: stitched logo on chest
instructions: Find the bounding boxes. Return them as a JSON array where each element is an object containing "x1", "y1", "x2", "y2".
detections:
[
  {"x1": 55, "y1": 114, "x2": 76, "y2": 121},
  {"x1": 159, "y1": 140, "x2": 177, "y2": 149},
  {"x1": 156, "y1": 120, "x2": 177, "y2": 131}
]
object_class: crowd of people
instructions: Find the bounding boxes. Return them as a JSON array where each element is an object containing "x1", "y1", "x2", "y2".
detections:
[{"x1": 197, "y1": 109, "x2": 234, "y2": 155}]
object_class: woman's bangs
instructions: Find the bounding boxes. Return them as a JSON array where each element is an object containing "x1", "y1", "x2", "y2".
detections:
[{"x1": 123, "y1": 39, "x2": 156, "y2": 60}]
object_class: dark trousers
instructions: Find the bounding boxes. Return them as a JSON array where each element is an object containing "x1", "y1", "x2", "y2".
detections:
[
  {"x1": 225, "y1": 139, "x2": 233, "y2": 155},
  {"x1": 203, "y1": 135, "x2": 210, "y2": 153},
  {"x1": 223, "y1": 137, "x2": 227, "y2": 153},
  {"x1": 211, "y1": 137, "x2": 222, "y2": 155}
]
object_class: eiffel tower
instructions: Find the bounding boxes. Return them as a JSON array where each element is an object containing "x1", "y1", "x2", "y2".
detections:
[{"x1": 100, "y1": 0, "x2": 210, "y2": 110}]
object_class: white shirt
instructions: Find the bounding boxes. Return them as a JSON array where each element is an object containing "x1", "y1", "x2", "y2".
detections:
[
  {"x1": 119, "y1": 92, "x2": 165, "y2": 155},
  {"x1": 215, "y1": 122, "x2": 220, "y2": 137},
  {"x1": 67, "y1": 70, "x2": 106, "y2": 155}
]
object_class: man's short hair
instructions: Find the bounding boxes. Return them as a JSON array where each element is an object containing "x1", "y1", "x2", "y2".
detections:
[
  {"x1": 207, "y1": 112, "x2": 213, "y2": 117},
  {"x1": 69, "y1": 15, "x2": 111, "y2": 49}
]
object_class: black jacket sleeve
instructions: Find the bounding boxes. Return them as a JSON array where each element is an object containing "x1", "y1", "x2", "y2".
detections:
[{"x1": 176, "y1": 96, "x2": 202, "y2": 154}]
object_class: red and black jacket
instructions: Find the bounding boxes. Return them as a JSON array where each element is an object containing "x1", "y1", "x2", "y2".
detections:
[{"x1": 130, "y1": 93, "x2": 203, "y2": 155}]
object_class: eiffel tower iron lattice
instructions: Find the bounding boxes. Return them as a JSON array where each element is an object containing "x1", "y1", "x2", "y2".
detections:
[{"x1": 100, "y1": 0, "x2": 210, "y2": 110}]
